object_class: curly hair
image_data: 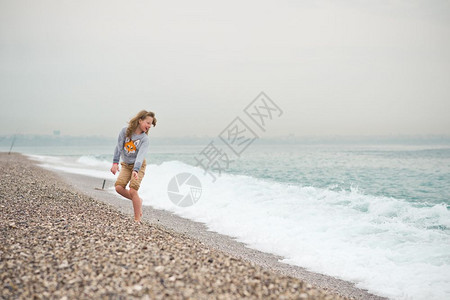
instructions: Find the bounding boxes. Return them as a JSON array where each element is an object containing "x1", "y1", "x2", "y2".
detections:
[{"x1": 126, "y1": 110, "x2": 157, "y2": 138}]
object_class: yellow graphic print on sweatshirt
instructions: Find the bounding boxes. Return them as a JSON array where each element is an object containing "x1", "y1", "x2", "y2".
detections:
[{"x1": 124, "y1": 138, "x2": 140, "y2": 154}]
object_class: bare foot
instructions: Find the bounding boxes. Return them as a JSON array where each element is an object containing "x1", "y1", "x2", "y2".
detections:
[{"x1": 140, "y1": 198, "x2": 143, "y2": 217}]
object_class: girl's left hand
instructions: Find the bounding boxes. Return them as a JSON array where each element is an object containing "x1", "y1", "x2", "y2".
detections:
[{"x1": 132, "y1": 171, "x2": 139, "y2": 180}]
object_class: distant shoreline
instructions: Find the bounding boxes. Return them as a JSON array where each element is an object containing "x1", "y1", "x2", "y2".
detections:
[{"x1": 1, "y1": 133, "x2": 450, "y2": 148}]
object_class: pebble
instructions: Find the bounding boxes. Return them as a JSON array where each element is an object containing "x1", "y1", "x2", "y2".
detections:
[{"x1": 0, "y1": 153, "x2": 347, "y2": 299}]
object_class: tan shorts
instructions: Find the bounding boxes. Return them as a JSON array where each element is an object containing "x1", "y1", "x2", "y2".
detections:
[{"x1": 115, "y1": 160, "x2": 146, "y2": 191}]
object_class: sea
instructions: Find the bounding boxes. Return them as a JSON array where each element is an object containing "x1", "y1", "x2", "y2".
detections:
[{"x1": 2, "y1": 136, "x2": 450, "y2": 300}]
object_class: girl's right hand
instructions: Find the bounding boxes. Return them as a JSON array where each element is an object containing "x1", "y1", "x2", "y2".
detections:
[{"x1": 111, "y1": 163, "x2": 119, "y2": 175}]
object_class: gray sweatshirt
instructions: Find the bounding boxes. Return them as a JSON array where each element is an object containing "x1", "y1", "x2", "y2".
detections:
[{"x1": 113, "y1": 127, "x2": 150, "y2": 172}]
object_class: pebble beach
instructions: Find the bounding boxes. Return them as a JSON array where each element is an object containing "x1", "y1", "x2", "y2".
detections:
[{"x1": 1, "y1": 153, "x2": 349, "y2": 299}]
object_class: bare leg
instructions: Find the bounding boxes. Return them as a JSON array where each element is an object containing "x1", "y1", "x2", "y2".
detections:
[
  {"x1": 129, "y1": 188, "x2": 142, "y2": 222},
  {"x1": 115, "y1": 185, "x2": 131, "y2": 200},
  {"x1": 115, "y1": 186, "x2": 142, "y2": 221}
]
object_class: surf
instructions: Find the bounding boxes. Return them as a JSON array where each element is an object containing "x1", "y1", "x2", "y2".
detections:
[{"x1": 30, "y1": 154, "x2": 450, "y2": 300}]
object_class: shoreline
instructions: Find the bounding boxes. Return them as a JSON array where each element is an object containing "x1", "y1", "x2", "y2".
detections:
[
  {"x1": 55, "y1": 169, "x2": 386, "y2": 300},
  {"x1": 2, "y1": 153, "x2": 385, "y2": 299}
]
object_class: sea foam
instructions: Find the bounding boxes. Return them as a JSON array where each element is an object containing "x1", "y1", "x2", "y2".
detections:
[{"x1": 31, "y1": 155, "x2": 450, "y2": 300}]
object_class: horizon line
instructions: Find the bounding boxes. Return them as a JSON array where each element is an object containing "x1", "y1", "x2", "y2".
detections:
[{"x1": 1, "y1": 133, "x2": 450, "y2": 140}]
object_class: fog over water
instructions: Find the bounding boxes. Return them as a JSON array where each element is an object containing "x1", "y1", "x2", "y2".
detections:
[{"x1": 1, "y1": 0, "x2": 449, "y2": 138}]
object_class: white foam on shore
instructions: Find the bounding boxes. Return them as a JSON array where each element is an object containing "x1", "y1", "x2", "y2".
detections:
[
  {"x1": 28, "y1": 155, "x2": 115, "y2": 180},
  {"x1": 32, "y1": 155, "x2": 450, "y2": 300}
]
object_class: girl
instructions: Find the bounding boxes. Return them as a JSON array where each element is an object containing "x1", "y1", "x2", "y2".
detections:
[{"x1": 111, "y1": 110, "x2": 157, "y2": 222}]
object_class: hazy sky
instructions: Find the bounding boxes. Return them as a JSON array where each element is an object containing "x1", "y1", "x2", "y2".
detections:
[{"x1": 1, "y1": 0, "x2": 449, "y2": 138}]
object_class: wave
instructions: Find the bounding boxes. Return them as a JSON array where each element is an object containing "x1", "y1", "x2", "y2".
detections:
[
  {"x1": 30, "y1": 155, "x2": 450, "y2": 299},
  {"x1": 139, "y1": 160, "x2": 450, "y2": 300}
]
